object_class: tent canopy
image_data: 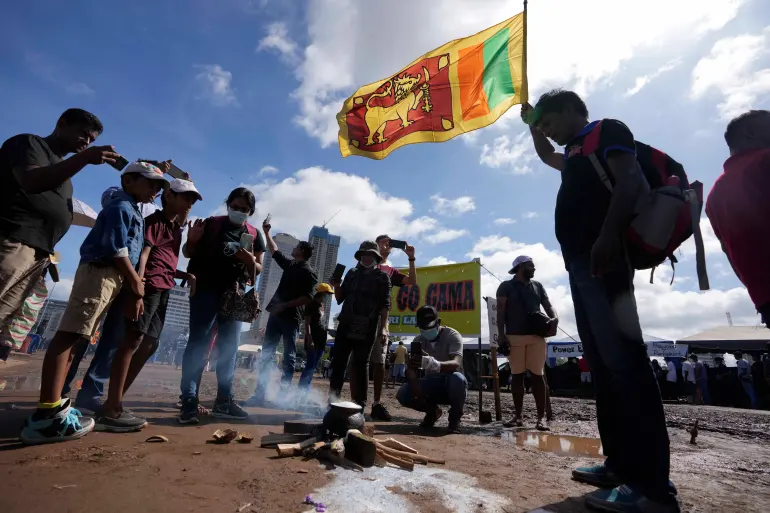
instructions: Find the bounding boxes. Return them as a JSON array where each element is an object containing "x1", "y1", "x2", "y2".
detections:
[
  {"x1": 677, "y1": 326, "x2": 770, "y2": 351},
  {"x1": 237, "y1": 344, "x2": 262, "y2": 353},
  {"x1": 551, "y1": 333, "x2": 672, "y2": 344}
]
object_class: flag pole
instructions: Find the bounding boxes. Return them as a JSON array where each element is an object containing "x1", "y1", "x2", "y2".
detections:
[{"x1": 522, "y1": 0, "x2": 529, "y2": 104}]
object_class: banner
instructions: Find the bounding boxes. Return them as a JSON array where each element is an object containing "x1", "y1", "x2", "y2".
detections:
[
  {"x1": 388, "y1": 261, "x2": 481, "y2": 337},
  {"x1": 547, "y1": 342, "x2": 583, "y2": 358},
  {"x1": 648, "y1": 342, "x2": 688, "y2": 358},
  {"x1": 485, "y1": 297, "x2": 499, "y2": 348}
]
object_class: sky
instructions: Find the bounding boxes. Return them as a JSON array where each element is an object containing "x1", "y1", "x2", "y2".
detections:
[{"x1": 1, "y1": 0, "x2": 769, "y2": 342}]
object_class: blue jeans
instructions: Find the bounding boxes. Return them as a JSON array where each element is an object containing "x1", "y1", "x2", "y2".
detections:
[
  {"x1": 179, "y1": 291, "x2": 242, "y2": 400},
  {"x1": 397, "y1": 372, "x2": 468, "y2": 424},
  {"x1": 567, "y1": 253, "x2": 675, "y2": 502},
  {"x1": 298, "y1": 349, "x2": 323, "y2": 389},
  {"x1": 252, "y1": 314, "x2": 300, "y2": 400},
  {"x1": 740, "y1": 379, "x2": 758, "y2": 408},
  {"x1": 62, "y1": 289, "x2": 127, "y2": 404}
]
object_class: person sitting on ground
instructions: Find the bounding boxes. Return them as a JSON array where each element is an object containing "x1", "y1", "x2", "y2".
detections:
[
  {"x1": 21, "y1": 162, "x2": 168, "y2": 444},
  {"x1": 298, "y1": 283, "x2": 334, "y2": 392},
  {"x1": 95, "y1": 178, "x2": 201, "y2": 433},
  {"x1": 396, "y1": 305, "x2": 467, "y2": 433},
  {"x1": 328, "y1": 241, "x2": 391, "y2": 408},
  {"x1": 496, "y1": 255, "x2": 558, "y2": 431}
]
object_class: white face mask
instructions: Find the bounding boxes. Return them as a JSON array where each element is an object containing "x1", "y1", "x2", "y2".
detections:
[
  {"x1": 228, "y1": 208, "x2": 249, "y2": 225},
  {"x1": 359, "y1": 258, "x2": 376, "y2": 268}
]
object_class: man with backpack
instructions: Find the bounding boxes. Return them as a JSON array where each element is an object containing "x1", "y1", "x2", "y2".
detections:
[{"x1": 523, "y1": 90, "x2": 680, "y2": 513}]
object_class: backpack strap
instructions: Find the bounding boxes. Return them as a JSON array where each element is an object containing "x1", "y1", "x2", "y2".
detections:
[
  {"x1": 582, "y1": 122, "x2": 614, "y2": 192},
  {"x1": 686, "y1": 182, "x2": 710, "y2": 291}
]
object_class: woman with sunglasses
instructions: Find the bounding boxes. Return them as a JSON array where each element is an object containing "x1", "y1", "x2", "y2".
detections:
[{"x1": 179, "y1": 187, "x2": 265, "y2": 424}]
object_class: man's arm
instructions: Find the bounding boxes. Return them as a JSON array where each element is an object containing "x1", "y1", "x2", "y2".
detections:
[
  {"x1": 378, "y1": 271, "x2": 392, "y2": 333},
  {"x1": 402, "y1": 245, "x2": 417, "y2": 286},
  {"x1": 521, "y1": 104, "x2": 563, "y2": 171},
  {"x1": 263, "y1": 228, "x2": 279, "y2": 255},
  {"x1": 495, "y1": 282, "x2": 508, "y2": 344},
  {"x1": 597, "y1": 121, "x2": 643, "y2": 239},
  {"x1": 11, "y1": 138, "x2": 118, "y2": 194},
  {"x1": 136, "y1": 245, "x2": 153, "y2": 279}
]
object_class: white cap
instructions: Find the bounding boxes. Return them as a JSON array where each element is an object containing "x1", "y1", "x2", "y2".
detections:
[
  {"x1": 169, "y1": 178, "x2": 203, "y2": 200},
  {"x1": 508, "y1": 255, "x2": 533, "y2": 274},
  {"x1": 122, "y1": 161, "x2": 170, "y2": 189}
]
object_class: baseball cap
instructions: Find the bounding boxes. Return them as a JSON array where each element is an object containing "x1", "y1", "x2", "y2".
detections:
[
  {"x1": 508, "y1": 255, "x2": 533, "y2": 274},
  {"x1": 316, "y1": 283, "x2": 334, "y2": 294},
  {"x1": 416, "y1": 305, "x2": 440, "y2": 329},
  {"x1": 122, "y1": 161, "x2": 170, "y2": 189},
  {"x1": 169, "y1": 178, "x2": 203, "y2": 200}
]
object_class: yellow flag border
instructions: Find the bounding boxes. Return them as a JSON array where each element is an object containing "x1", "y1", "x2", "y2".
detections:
[{"x1": 336, "y1": 11, "x2": 527, "y2": 160}]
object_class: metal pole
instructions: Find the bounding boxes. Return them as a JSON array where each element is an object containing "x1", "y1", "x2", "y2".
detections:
[
  {"x1": 522, "y1": 0, "x2": 529, "y2": 104},
  {"x1": 491, "y1": 346, "x2": 502, "y2": 421},
  {"x1": 477, "y1": 336, "x2": 483, "y2": 423}
]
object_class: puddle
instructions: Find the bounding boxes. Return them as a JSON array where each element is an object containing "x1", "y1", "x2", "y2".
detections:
[
  {"x1": 306, "y1": 465, "x2": 510, "y2": 513},
  {"x1": 502, "y1": 431, "x2": 603, "y2": 458}
]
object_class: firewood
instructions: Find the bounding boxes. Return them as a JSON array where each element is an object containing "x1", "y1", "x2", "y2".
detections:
[
  {"x1": 374, "y1": 443, "x2": 445, "y2": 465},
  {"x1": 275, "y1": 437, "x2": 319, "y2": 457},
  {"x1": 260, "y1": 433, "x2": 310, "y2": 447},
  {"x1": 374, "y1": 437, "x2": 418, "y2": 454},
  {"x1": 376, "y1": 448, "x2": 414, "y2": 471}
]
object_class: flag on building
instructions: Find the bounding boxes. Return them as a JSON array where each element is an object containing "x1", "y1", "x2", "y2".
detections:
[{"x1": 336, "y1": 10, "x2": 528, "y2": 160}]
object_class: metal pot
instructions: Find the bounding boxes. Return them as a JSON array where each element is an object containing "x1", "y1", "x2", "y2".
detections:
[{"x1": 323, "y1": 402, "x2": 365, "y2": 438}]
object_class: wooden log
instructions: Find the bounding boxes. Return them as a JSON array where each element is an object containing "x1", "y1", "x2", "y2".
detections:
[
  {"x1": 275, "y1": 437, "x2": 319, "y2": 458},
  {"x1": 374, "y1": 443, "x2": 445, "y2": 465},
  {"x1": 376, "y1": 449, "x2": 414, "y2": 471},
  {"x1": 344, "y1": 431, "x2": 376, "y2": 467},
  {"x1": 283, "y1": 419, "x2": 324, "y2": 435},
  {"x1": 374, "y1": 438, "x2": 418, "y2": 454},
  {"x1": 260, "y1": 433, "x2": 310, "y2": 448},
  {"x1": 318, "y1": 451, "x2": 364, "y2": 472}
]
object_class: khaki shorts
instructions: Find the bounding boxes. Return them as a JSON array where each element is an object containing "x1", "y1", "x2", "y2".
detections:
[
  {"x1": 506, "y1": 335, "x2": 547, "y2": 375},
  {"x1": 0, "y1": 238, "x2": 49, "y2": 326},
  {"x1": 369, "y1": 334, "x2": 388, "y2": 364},
  {"x1": 58, "y1": 263, "x2": 123, "y2": 336}
]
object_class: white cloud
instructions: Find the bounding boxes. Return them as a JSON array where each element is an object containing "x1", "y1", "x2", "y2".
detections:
[
  {"x1": 194, "y1": 64, "x2": 238, "y2": 107},
  {"x1": 493, "y1": 218, "x2": 517, "y2": 225},
  {"x1": 424, "y1": 229, "x2": 469, "y2": 245},
  {"x1": 259, "y1": 165, "x2": 279, "y2": 176},
  {"x1": 47, "y1": 277, "x2": 74, "y2": 301},
  {"x1": 624, "y1": 59, "x2": 682, "y2": 97},
  {"x1": 479, "y1": 132, "x2": 536, "y2": 174},
  {"x1": 430, "y1": 194, "x2": 476, "y2": 216},
  {"x1": 522, "y1": 211, "x2": 539, "y2": 220},
  {"x1": 257, "y1": 22, "x2": 300, "y2": 64},
  {"x1": 266, "y1": 0, "x2": 744, "y2": 147},
  {"x1": 24, "y1": 52, "x2": 95, "y2": 96},
  {"x1": 427, "y1": 256, "x2": 458, "y2": 266},
  {"x1": 690, "y1": 26, "x2": 770, "y2": 119},
  {"x1": 242, "y1": 167, "x2": 440, "y2": 243}
]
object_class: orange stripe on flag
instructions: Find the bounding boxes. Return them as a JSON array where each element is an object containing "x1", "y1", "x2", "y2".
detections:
[{"x1": 458, "y1": 44, "x2": 490, "y2": 122}]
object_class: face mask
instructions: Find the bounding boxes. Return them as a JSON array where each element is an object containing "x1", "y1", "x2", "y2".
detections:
[
  {"x1": 228, "y1": 209, "x2": 249, "y2": 225},
  {"x1": 420, "y1": 327, "x2": 439, "y2": 341},
  {"x1": 359, "y1": 258, "x2": 375, "y2": 268}
]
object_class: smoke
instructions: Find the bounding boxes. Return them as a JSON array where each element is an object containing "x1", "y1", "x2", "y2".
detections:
[{"x1": 255, "y1": 361, "x2": 328, "y2": 415}]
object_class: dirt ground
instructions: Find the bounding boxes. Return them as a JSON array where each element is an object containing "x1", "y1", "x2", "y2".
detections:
[{"x1": 1, "y1": 355, "x2": 769, "y2": 513}]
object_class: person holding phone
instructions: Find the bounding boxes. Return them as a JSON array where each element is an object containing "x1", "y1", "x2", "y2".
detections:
[
  {"x1": 0, "y1": 109, "x2": 115, "y2": 362},
  {"x1": 396, "y1": 305, "x2": 466, "y2": 433},
  {"x1": 178, "y1": 187, "x2": 264, "y2": 424},
  {"x1": 362, "y1": 234, "x2": 417, "y2": 422},
  {"x1": 247, "y1": 216, "x2": 317, "y2": 407}
]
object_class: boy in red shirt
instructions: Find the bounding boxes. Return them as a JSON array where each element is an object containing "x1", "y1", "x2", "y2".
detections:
[
  {"x1": 95, "y1": 178, "x2": 202, "y2": 432},
  {"x1": 706, "y1": 110, "x2": 770, "y2": 327}
]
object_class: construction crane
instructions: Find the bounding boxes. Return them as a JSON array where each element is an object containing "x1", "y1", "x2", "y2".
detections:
[
  {"x1": 726, "y1": 312, "x2": 733, "y2": 327},
  {"x1": 322, "y1": 209, "x2": 342, "y2": 228}
]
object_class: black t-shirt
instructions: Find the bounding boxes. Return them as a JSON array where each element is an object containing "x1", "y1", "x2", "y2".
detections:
[
  {"x1": 270, "y1": 251, "x2": 317, "y2": 324},
  {"x1": 305, "y1": 300, "x2": 326, "y2": 330},
  {"x1": 0, "y1": 134, "x2": 72, "y2": 253},
  {"x1": 187, "y1": 218, "x2": 266, "y2": 293},
  {"x1": 496, "y1": 279, "x2": 551, "y2": 336},
  {"x1": 555, "y1": 119, "x2": 636, "y2": 262}
]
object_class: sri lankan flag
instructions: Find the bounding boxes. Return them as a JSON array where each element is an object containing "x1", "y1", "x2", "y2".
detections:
[{"x1": 336, "y1": 11, "x2": 527, "y2": 160}]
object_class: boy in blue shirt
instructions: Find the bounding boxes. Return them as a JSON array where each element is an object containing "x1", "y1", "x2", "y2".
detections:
[{"x1": 21, "y1": 161, "x2": 168, "y2": 445}]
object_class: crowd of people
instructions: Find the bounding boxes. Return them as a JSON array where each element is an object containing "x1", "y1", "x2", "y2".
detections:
[{"x1": 1, "y1": 89, "x2": 769, "y2": 513}]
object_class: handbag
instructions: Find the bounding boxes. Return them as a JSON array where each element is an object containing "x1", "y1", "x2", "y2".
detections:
[{"x1": 220, "y1": 264, "x2": 260, "y2": 323}]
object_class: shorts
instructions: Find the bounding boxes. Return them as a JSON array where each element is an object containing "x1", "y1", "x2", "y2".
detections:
[
  {"x1": 506, "y1": 334, "x2": 546, "y2": 375},
  {"x1": 58, "y1": 263, "x2": 123, "y2": 336},
  {"x1": 126, "y1": 287, "x2": 170, "y2": 339},
  {"x1": 369, "y1": 334, "x2": 388, "y2": 364},
  {"x1": 0, "y1": 238, "x2": 49, "y2": 326},
  {"x1": 580, "y1": 371, "x2": 592, "y2": 383},
  {"x1": 391, "y1": 363, "x2": 406, "y2": 378}
]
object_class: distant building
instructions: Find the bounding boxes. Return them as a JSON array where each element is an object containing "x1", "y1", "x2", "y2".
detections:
[
  {"x1": 165, "y1": 285, "x2": 191, "y2": 330},
  {"x1": 308, "y1": 225, "x2": 340, "y2": 329},
  {"x1": 252, "y1": 233, "x2": 301, "y2": 333},
  {"x1": 34, "y1": 299, "x2": 68, "y2": 339}
]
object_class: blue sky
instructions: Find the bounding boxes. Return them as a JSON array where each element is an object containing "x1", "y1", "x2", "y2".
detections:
[{"x1": 2, "y1": 0, "x2": 769, "y2": 340}]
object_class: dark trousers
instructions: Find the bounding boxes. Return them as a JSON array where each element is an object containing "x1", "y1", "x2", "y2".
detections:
[
  {"x1": 329, "y1": 327, "x2": 376, "y2": 407},
  {"x1": 567, "y1": 253, "x2": 675, "y2": 502}
]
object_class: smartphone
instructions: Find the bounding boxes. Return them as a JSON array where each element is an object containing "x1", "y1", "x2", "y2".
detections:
[
  {"x1": 167, "y1": 163, "x2": 188, "y2": 180},
  {"x1": 411, "y1": 340, "x2": 423, "y2": 369},
  {"x1": 331, "y1": 263, "x2": 345, "y2": 283},
  {"x1": 389, "y1": 239, "x2": 407, "y2": 250},
  {"x1": 109, "y1": 155, "x2": 129, "y2": 171},
  {"x1": 264, "y1": 213, "x2": 272, "y2": 225},
  {"x1": 240, "y1": 232, "x2": 254, "y2": 250}
]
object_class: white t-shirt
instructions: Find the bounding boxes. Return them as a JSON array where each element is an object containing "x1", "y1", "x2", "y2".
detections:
[
  {"x1": 666, "y1": 361, "x2": 677, "y2": 382},
  {"x1": 681, "y1": 361, "x2": 696, "y2": 383},
  {"x1": 736, "y1": 359, "x2": 751, "y2": 378}
]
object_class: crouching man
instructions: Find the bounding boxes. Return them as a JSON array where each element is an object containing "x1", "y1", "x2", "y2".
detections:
[{"x1": 396, "y1": 305, "x2": 467, "y2": 433}]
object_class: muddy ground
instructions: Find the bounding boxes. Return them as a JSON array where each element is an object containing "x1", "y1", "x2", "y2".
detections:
[{"x1": 1, "y1": 355, "x2": 769, "y2": 513}]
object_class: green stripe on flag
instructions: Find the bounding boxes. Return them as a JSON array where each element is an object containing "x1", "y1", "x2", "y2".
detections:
[{"x1": 482, "y1": 28, "x2": 515, "y2": 110}]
